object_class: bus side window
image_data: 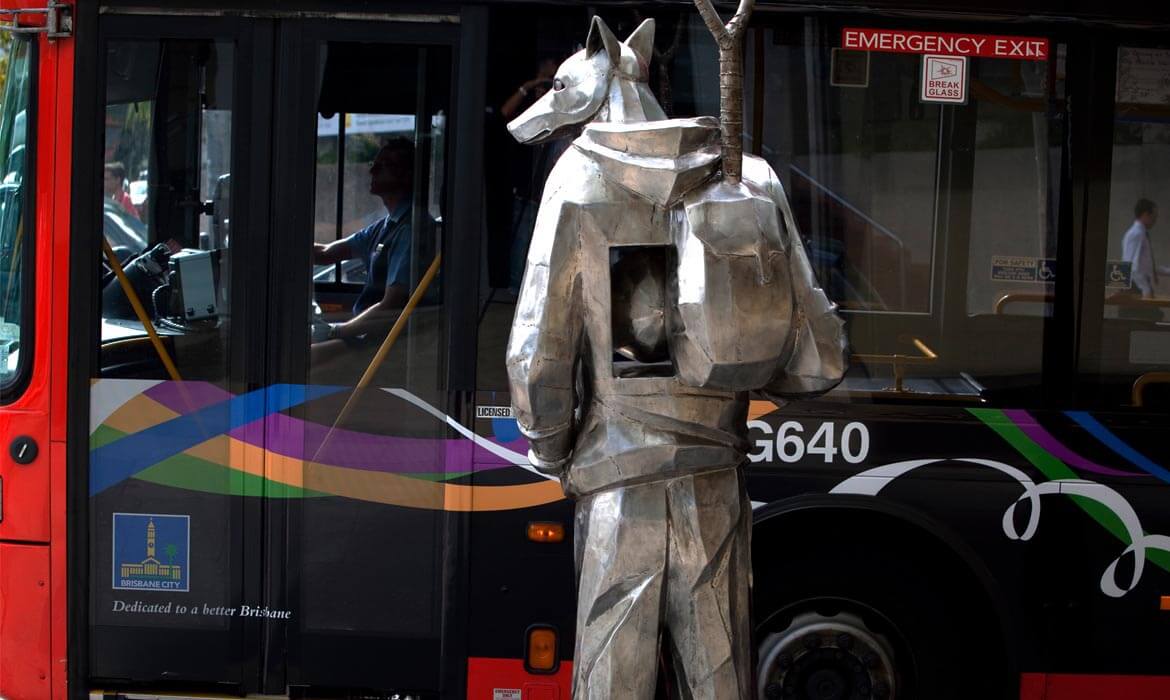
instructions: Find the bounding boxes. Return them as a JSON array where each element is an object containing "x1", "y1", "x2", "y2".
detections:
[
  {"x1": 1094, "y1": 45, "x2": 1170, "y2": 411},
  {"x1": 0, "y1": 35, "x2": 33, "y2": 398}
]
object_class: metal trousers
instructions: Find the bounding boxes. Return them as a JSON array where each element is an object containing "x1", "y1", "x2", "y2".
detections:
[{"x1": 571, "y1": 467, "x2": 752, "y2": 699}]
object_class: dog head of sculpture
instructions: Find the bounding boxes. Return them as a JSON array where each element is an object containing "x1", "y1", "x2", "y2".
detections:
[{"x1": 507, "y1": 16, "x2": 662, "y2": 145}]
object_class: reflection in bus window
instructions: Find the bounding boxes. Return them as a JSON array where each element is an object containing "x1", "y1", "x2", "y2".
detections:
[
  {"x1": 772, "y1": 44, "x2": 940, "y2": 315},
  {"x1": 0, "y1": 35, "x2": 31, "y2": 392},
  {"x1": 314, "y1": 112, "x2": 421, "y2": 286},
  {"x1": 307, "y1": 42, "x2": 447, "y2": 396},
  {"x1": 98, "y1": 40, "x2": 234, "y2": 381}
]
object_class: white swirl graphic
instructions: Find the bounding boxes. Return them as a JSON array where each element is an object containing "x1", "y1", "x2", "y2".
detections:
[
  {"x1": 830, "y1": 458, "x2": 1170, "y2": 598},
  {"x1": 381, "y1": 387, "x2": 555, "y2": 480}
]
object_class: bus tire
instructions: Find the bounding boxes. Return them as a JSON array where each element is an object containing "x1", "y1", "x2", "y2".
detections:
[{"x1": 751, "y1": 509, "x2": 1012, "y2": 700}]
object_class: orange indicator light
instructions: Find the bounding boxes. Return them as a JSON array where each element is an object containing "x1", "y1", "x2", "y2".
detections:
[
  {"x1": 1160, "y1": 596, "x2": 1170, "y2": 611},
  {"x1": 526, "y1": 626, "x2": 559, "y2": 673},
  {"x1": 527, "y1": 521, "x2": 565, "y2": 543}
]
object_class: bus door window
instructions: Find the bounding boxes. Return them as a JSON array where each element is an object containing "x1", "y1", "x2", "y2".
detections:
[
  {"x1": 90, "y1": 36, "x2": 243, "y2": 685},
  {"x1": 1093, "y1": 44, "x2": 1170, "y2": 410},
  {"x1": 288, "y1": 38, "x2": 451, "y2": 688},
  {"x1": 98, "y1": 39, "x2": 234, "y2": 381},
  {"x1": 0, "y1": 34, "x2": 32, "y2": 396},
  {"x1": 308, "y1": 43, "x2": 445, "y2": 396}
]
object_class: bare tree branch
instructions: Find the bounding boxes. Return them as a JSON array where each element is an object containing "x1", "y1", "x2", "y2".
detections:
[
  {"x1": 693, "y1": 0, "x2": 754, "y2": 47},
  {"x1": 725, "y1": 0, "x2": 754, "y2": 41},
  {"x1": 693, "y1": 0, "x2": 755, "y2": 184},
  {"x1": 693, "y1": 0, "x2": 730, "y2": 47}
]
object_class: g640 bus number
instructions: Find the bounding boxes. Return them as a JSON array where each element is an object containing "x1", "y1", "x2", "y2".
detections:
[{"x1": 747, "y1": 420, "x2": 870, "y2": 464}]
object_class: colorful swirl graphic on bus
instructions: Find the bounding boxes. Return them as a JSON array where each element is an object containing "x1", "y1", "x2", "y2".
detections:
[
  {"x1": 89, "y1": 379, "x2": 561, "y2": 512},
  {"x1": 90, "y1": 380, "x2": 1170, "y2": 594}
]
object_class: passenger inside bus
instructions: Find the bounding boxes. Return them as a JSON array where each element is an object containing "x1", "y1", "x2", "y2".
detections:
[
  {"x1": 310, "y1": 138, "x2": 417, "y2": 368},
  {"x1": 103, "y1": 161, "x2": 139, "y2": 220},
  {"x1": 1121, "y1": 198, "x2": 1169, "y2": 321}
]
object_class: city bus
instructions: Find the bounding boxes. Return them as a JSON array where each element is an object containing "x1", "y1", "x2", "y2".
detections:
[{"x1": 0, "y1": 0, "x2": 1169, "y2": 698}]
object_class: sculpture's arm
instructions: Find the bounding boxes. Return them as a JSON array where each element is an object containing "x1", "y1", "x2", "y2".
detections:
[
  {"x1": 506, "y1": 192, "x2": 584, "y2": 476},
  {"x1": 760, "y1": 170, "x2": 849, "y2": 400}
]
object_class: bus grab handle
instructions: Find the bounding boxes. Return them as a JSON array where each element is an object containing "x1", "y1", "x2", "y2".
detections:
[{"x1": 1133, "y1": 372, "x2": 1170, "y2": 408}]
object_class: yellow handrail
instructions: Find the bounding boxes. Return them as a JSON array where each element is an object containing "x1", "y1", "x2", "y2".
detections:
[
  {"x1": 101, "y1": 237, "x2": 182, "y2": 381},
  {"x1": 1133, "y1": 372, "x2": 1170, "y2": 408},
  {"x1": 852, "y1": 336, "x2": 938, "y2": 392},
  {"x1": 314, "y1": 252, "x2": 442, "y2": 460},
  {"x1": 994, "y1": 292, "x2": 1052, "y2": 315},
  {"x1": 995, "y1": 292, "x2": 1170, "y2": 315}
]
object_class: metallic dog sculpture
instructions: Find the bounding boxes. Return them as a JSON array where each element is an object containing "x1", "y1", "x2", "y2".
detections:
[{"x1": 507, "y1": 8, "x2": 846, "y2": 698}]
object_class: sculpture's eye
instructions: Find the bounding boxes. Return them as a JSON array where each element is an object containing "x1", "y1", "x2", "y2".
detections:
[{"x1": 553, "y1": 78, "x2": 566, "y2": 91}]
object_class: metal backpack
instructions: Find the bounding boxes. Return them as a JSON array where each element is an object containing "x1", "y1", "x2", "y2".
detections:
[{"x1": 669, "y1": 176, "x2": 796, "y2": 391}]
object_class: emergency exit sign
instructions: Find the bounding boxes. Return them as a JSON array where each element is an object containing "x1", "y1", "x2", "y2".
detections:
[{"x1": 843, "y1": 28, "x2": 1049, "y2": 61}]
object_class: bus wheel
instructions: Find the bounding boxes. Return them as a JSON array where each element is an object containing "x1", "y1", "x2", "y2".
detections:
[
  {"x1": 757, "y1": 609, "x2": 898, "y2": 700},
  {"x1": 750, "y1": 511, "x2": 1011, "y2": 699}
]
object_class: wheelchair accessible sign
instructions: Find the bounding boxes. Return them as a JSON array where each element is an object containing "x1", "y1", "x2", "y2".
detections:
[{"x1": 991, "y1": 256, "x2": 1133, "y2": 288}]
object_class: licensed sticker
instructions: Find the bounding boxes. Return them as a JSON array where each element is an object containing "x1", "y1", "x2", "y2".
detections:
[
  {"x1": 476, "y1": 405, "x2": 514, "y2": 419},
  {"x1": 113, "y1": 512, "x2": 191, "y2": 592},
  {"x1": 493, "y1": 690, "x2": 522, "y2": 700}
]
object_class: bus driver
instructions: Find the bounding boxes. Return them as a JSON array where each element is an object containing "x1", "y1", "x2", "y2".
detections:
[{"x1": 310, "y1": 138, "x2": 416, "y2": 366}]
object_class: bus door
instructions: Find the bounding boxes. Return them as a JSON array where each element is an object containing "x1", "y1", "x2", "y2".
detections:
[
  {"x1": 84, "y1": 9, "x2": 478, "y2": 695},
  {"x1": 272, "y1": 18, "x2": 460, "y2": 695}
]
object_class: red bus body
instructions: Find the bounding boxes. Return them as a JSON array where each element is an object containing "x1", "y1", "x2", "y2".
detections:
[
  {"x1": 4, "y1": 1, "x2": 1170, "y2": 699},
  {"x1": 0, "y1": 1, "x2": 70, "y2": 697}
]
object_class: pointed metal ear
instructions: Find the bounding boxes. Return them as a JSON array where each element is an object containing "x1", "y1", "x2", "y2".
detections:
[
  {"x1": 585, "y1": 15, "x2": 621, "y2": 63},
  {"x1": 625, "y1": 18, "x2": 656, "y2": 64}
]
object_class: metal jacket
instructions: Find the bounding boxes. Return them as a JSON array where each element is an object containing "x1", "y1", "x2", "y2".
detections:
[{"x1": 507, "y1": 117, "x2": 846, "y2": 497}]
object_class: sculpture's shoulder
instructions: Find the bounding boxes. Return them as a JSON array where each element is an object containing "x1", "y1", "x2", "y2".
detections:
[
  {"x1": 741, "y1": 154, "x2": 802, "y2": 247},
  {"x1": 574, "y1": 118, "x2": 721, "y2": 207},
  {"x1": 741, "y1": 154, "x2": 787, "y2": 204},
  {"x1": 541, "y1": 145, "x2": 609, "y2": 206}
]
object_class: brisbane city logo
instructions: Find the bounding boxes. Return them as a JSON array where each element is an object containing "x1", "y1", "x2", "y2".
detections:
[{"x1": 113, "y1": 512, "x2": 191, "y2": 592}]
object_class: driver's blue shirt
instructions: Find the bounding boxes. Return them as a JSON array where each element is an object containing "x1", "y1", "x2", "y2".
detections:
[{"x1": 343, "y1": 201, "x2": 413, "y2": 314}]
